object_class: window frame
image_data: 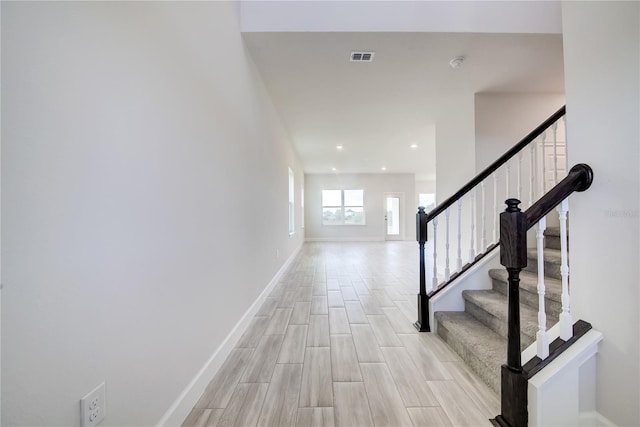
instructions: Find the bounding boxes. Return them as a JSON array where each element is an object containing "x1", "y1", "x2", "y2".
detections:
[{"x1": 321, "y1": 189, "x2": 366, "y2": 226}]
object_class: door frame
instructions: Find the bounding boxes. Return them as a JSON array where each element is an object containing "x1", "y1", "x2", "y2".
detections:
[{"x1": 384, "y1": 192, "x2": 405, "y2": 241}]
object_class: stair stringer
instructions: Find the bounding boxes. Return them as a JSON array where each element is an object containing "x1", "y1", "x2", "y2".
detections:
[
  {"x1": 429, "y1": 249, "x2": 501, "y2": 333},
  {"x1": 527, "y1": 326, "x2": 604, "y2": 427}
]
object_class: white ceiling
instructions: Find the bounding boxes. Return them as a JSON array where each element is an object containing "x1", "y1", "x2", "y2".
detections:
[{"x1": 243, "y1": 31, "x2": 564, "y2": 180}]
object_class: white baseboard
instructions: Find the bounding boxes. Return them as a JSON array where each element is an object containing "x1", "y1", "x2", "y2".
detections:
[
  {"x1": 578, "y1": 411, "x2": 617, "y2": 427},
  {"x1": 156, "y1": 242, "x2": 303, "y2": 427},
  {"x1": 580, "y1": 411, "x2": 616, "y2": 427},
  {"x1": 305, "y1": 236, "x2": 384, "y2": 242}
]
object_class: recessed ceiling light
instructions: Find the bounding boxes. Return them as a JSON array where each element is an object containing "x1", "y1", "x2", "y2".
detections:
[
  {"x1": 336, "y1": 145, "x2": 343, "y2": 150},
  {"x1": 410, "y1": 144, "x2": 418, "y2": 149},
  {"x1": 331, "y1": 167, "x2": 337, "y2": 172},
  {"x1": 381, "y1": 167, "x2": 387, "y2": 171}
]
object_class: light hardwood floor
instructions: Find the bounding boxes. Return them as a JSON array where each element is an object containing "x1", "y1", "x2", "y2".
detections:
[{"x1": 183, "y1": 242, "x2": 499, "y2": 427}]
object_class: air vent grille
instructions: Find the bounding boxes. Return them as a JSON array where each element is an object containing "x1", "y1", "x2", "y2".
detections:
[{"x1": 350, "y1": 51, "x2": 375, "y2": 62}]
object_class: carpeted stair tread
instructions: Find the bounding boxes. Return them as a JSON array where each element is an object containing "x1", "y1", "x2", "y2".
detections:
[
  {"x1": 525, "y1": 247, "x2": 564, "y2": 279},
  {"x1": 543, "y1": 227, "x2": 566, "y2": 250},
  {"x1": 544, "y1": 227, "x2": 562, "y2": 238},
  {"x1": 526, "y1": 247, "x2": 562, "y2": 264},
  {"x1": 488, "y1": 268, "x2": 562, "y2": 304},
  {"x1": 435, "y1": 311, "x2": 506, "y2": 393},
  {"x1": 462, "y1": 289, "x2": 548, "y2": 348},
  {"x1": 435, "y1": 227, "x2": 569, "y2": 394}
]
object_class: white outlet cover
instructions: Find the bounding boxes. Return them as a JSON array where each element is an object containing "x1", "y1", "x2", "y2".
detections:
[{"x1": 81, "y1": 382, "x2": 106, "y2": 427}]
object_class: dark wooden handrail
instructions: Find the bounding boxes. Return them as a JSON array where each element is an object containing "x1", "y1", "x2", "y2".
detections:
[
  {"x1": 426, "y1": 106, "x2": 566, "y2": 222},
  {"x1": 524, "y1": 163, "x2": 593, "y2": 228},
  {"x1": 493, "y1": 163, "x2": 593, "y2": 427}
]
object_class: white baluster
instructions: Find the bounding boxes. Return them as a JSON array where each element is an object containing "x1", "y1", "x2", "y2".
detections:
[
  {"x1": 481, "y1": 181, "x2": 486, "y2": 250},
  {"x1": 552, "y1": 121, "x2": 559, "y2": 185},
  {"x1": 457, "y1": 199, "x2": 463, "y2": 271},
  {"x1": 563, "y1": 116, "x2": 568, "y2": 173},
  {"x1": 529, "y1": 143, "x2": 535, "y2": 208},
  {"x1": 492, "y1": 172, "x2": 498, "y2": 244},
  {"x1": 469, "y1": 189, "x2": 476, "y2": 263},
  {"x1": 445, "y1": 209, "x2": 451, "y2": 281},
  {"x1": 541, "y1": 132, "x2": 547, "y2": 195},
  {"x1": 432, "y1": 217, "x2": 439, "y2": 289},
  {"x1": 517, "y1": 151, "x2": 523, "y2": 200},
  {"x1": 558, "y1": 198, "x2": 573, "y2": 340},
  {"x1": 506, "y1": 162, "x2": 511, "y2": 197},
  {"x1": 536, "y1": 217, "x2": 550, "y2": 359}
]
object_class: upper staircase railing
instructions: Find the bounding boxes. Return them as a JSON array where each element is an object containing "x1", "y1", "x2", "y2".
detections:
[
  {"x1": 494, "y1": 163, "x2": 593, "y2": 427},
  {"x1": 415, "y1": 106, "x2": 567, "y2": 332}
]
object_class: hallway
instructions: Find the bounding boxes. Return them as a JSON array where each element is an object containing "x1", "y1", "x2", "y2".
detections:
[{"x1": 182, "y1": 242, "x2": 499, "y2": 426}]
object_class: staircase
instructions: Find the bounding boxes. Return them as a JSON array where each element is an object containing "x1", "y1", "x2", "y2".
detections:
[
  {"x1": 434, "y1": 226, "x2": 564, "y2": 393},
  {"x1": 412, "y1": 105, "x2": 595, "y2": 425}
]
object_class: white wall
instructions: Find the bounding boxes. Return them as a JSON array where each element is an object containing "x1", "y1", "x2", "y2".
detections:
[
  {"x1": 240, "y1": 1, "x2": 562, "y2": 34},
  {"x1": 562, "y1": 2, "x2": 639, "y2": 425},
  {"x1": 435, "y1": 94, "x2": 477, "y2": 203},
  {"x1": 1, "y1": 2, "x2": 303, "y2": 426},
  {"x1": 305, "y1": 173, "x2": 415, "y2": 241},
  {"x1": 415, "y1": 180, "x2": 436, "y2": 196},
  {"x1": 474, "y1": 93, "x2": 566, "y2": 242},
  {"x1": 430, "y1": 95, "x2": 476, "y2": 270},
  {"x1": 474, "y1": 93, "x2": 565, "y2": 172},
  {"x1": 0, "y1": 1, "x2": 3, "y2": 421}
]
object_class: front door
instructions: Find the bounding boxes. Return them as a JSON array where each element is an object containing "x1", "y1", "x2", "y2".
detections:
[{"x1": 385, "y1": 194, "x2": 403, "y2": 240}]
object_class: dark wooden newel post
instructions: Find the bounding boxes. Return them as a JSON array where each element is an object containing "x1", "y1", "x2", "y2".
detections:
[
  {"x1": 494, "y1": 199, "x2": 529, "y2": 427},
  {"x1": 414, "y1": 207, "x2": 430, "y2": 332}
]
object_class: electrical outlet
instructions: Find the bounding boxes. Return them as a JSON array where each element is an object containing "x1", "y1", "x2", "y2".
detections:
[{"x1": 81, "y1": 382, "x2": 106, "y2": 427}]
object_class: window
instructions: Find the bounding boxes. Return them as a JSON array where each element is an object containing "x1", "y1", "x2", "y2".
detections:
[
  {"x1": 322, "y1": 189, "x2": 365, "y2": 225},
  {"x1": 288, "y1": 168, "x2": 295, "y2": 235},
  {"x1": 419, "y1": 193, "x2": 436, "y2": 212}
]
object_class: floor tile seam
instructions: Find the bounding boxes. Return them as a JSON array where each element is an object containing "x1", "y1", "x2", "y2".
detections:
[
  {"x1": 218, "y1": 382, "x2": 268, "y2": 426},
  {"x1": 439, "y1": 362, "x2": 499, "y2": 402},
  {"x1": 243, "y1": 334, "x2": 285, "y2": 384},
  {"x1": 364, "y1": 361, "x2": 409, "y2": 416},
  {"x1": 379, "y1": 346, "x2": 433, "y2": 388},
  {"x1": 435, "y1": 364, "x2": 499, "y2": 416},
  {"x1": 426, "y1": 379, "x2": 488, "y2": 418},
  {"x1": 199, "y1": 347, "x2": 256, "y2": 410},
  {"x1": 252, "y1": 376, "x2": 279, "y2": 426},
  {"x1": 297, "y1": 406, "x2": 335, "y2": 408},
  {"x1": 359, "y1": 364, "x2": 396, "y2": 427},
  {"x1": 296, "y1": 347, "x2": 312, "y2": 414},
  {"x1": 404, "y1": 403, "x2": 442, "y2": 408},
  {"x1": 332, "y1": 380, "x2": 374, "y2": 426},
  {"x1": 306, "y1": 342, "x2": 332, "y2": 408}
]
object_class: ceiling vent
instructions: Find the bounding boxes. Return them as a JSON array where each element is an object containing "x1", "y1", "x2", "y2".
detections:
[{"x1": 350, "y1": 51, "x2": 375, "y2": 62}]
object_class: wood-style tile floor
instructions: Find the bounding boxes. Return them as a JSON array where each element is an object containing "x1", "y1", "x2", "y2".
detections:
[{"x1": 183, "y1": 242, "x2": 499, "y2": 427}]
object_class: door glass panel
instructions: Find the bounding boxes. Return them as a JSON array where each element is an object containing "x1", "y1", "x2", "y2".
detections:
[{"x1": 386, "y1": 197, "x2": 400, "y2": 235}]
